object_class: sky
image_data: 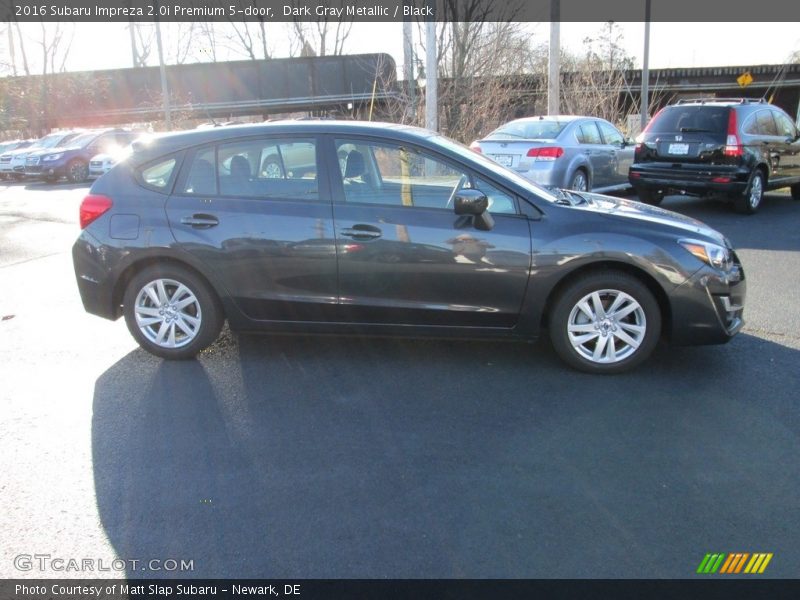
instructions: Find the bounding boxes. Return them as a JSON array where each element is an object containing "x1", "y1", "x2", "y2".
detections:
[{"x1": 5, "y1": 21, "x2": 800, "y2": 76}]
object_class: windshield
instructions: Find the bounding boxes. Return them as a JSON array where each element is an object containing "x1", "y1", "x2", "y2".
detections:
[
  {"x1": 37, "y1": 132, "x2": 74, "y2": 149},
  {"x1": 65, "y1": 132, "x2": 98, "y2": 148},
  {"x1": 430, "y1": 134, "x2": 559, "y2": 203},
  {"x1": 487, "y1": 120, "x2": 568, "y2": 140}
]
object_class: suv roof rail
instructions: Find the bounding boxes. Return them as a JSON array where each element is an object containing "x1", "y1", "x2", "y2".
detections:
[{"x1": 675, "y1": 97, "x2": 767, "y2": 105}]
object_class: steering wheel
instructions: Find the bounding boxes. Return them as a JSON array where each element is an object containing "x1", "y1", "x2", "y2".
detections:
[{"x1": 446, "y1": 174, "x2": 470, "y2": 209}]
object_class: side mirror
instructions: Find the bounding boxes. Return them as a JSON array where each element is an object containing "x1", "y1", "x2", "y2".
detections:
[
  {"x1": 454, "y1": 189, "x2": 488, "y2": 215},
  {"x1": 454, "y1": 189, "x2": 494, "y2": 231}
]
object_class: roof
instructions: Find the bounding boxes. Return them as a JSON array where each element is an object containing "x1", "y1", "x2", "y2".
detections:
[{"x1": 131, "y1": 120, "x2": 436, "y2": 162}]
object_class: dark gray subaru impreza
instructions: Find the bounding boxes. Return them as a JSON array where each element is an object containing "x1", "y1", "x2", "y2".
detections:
[{"x1": 72, "y1": 121, "x2": 745, "y2": 373}]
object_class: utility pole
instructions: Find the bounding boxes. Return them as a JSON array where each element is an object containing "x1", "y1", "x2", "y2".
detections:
[
  {"x1": 641, "y1": 0, "x2": 651, "y2": 131},
  {"x1": 547, "y1": 0, "x2": 560, "y2": 115},
  {"x1": 402, "y1": 4, "x2": 415, "y2": 119},
  {"x1": 154, "y1": 2, "x2": 172, "y2": 130},
  {"x1": 424, "y1": 7, "x2": 437, "y2": 132}
]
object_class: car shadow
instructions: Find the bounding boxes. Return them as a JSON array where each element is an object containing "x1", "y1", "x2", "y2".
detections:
[
  {"x1": 648, "y1": 192, "x2": 798, "y2": 252},
  {"x1": 92, "y1": 331, "x2": 800, "y2": 578}
]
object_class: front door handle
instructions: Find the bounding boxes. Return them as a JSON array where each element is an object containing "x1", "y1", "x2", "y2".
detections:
[
  {"x1": 340, "y1": 224, "x2": 382, "y2": 240},
  {"x1": 180, "y1": 214, "x2": 219, "y2": 228}
]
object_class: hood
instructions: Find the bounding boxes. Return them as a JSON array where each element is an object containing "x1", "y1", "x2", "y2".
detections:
[
  {"x1": 573, "y1": 192, "x2": 728, "y2": 246},
  {"x1": 6, "y1": 147, "x2": 39, "y2": 158},
  {"x1": 27, "y1": 145, "x2": 78, "y2": 158}
]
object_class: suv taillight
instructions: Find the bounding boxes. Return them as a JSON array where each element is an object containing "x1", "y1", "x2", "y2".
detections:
[
  {"x1": 724, "y1": 109, "x2": 743, "y2": 157},
  {"x1": 79, "y1": 194, "x2": 112, "y2": 229},
  {"x1": 527, "y1": 146, "x2": 564, "y2": 161}
]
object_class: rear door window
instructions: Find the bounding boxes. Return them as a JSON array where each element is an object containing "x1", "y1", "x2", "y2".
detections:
[{"x1": 576, "y1": 122, "x2": 602, "y2": 145}]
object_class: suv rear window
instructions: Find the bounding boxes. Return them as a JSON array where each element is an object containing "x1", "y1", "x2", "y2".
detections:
[{"x1": 647, "y1": 106, "x2": 729, "y2": 134}]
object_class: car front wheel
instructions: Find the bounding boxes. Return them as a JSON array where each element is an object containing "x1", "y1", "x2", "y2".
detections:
[
  {"x1": 549, "y1": 271, "x2": 661, "y2": 374},
  {"x1": 67, "y1": 160, "x2": 88, "y2": 183},
  {"x1": 123, "y1": 265, "x2": 224, "y2": 359}
]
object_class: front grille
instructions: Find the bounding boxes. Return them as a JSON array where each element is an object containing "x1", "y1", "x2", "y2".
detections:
[{"x1": 26, "y1": 157, "x2": 40, "y2": 166}]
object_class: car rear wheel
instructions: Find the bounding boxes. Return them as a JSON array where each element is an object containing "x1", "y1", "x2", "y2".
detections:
[
  {"x1": 790, "y1": 183, "x2": 800, "y2": 200},
  {"x1": 549, "y1": 271, "x2": 661, "y2": 374},
  {"x1": 67, "y1": 159, "x2": 88, "y2": 183},
  {"x1": 123, "y1": 265, "x2": 224, "y2": 360},
  {"x1": 734, "y1": 170, "x2": 764, "y2": 214},
  {"x1": 569, "y1": 169, "x2": 589, "y2": 192},
  {"x1": 636, "y1": 187, "x2": 663, "y2": 206},
  {"x1": 261, "y1": 155, "x2": 284, "y2": 178}
]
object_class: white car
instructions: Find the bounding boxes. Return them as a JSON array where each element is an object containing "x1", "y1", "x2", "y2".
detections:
[
  {"x1": 89, "y1": 144, "x2": 133, "y2": 179},
  {"x1": 0, "y1": 139, "x2": 36, "y2": 179}
]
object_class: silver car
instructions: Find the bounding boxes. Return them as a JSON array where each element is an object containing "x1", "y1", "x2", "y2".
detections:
[{"x1": 472, "y1": 116, "x2": 635, "y2": 193}]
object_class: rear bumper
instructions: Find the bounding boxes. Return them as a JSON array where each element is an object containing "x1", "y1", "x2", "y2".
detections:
[
  {"x1": 668, "y1": 261, "x2": 746, "y2": 345},
  {"x1": 629, "y1": 164, "x2": 750, "y2": 196},
  {"x1": 72, "y1": 232, "x2": 119, "y2": 320}
]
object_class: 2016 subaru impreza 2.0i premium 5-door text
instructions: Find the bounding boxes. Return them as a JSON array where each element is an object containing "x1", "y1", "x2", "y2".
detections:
[{"x1": 72, "y1": 121, "x2": 746, "y2": 373}]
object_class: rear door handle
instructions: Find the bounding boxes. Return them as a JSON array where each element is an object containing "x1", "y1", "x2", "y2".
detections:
[
  {"x1": 180, "y1": 214, "x2": 219, "y2": 228},
  {"x1": 340, "y1": 224, "x2": 382, "y2": 240}
]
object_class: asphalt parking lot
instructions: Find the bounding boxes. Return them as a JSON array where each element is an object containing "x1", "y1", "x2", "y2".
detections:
[{"x1": 1, "y1": 179, "x2": 798, "y2": 579}]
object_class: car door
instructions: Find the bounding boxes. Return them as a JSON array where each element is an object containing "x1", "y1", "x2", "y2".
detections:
[
  {"x1": 165, "y1": 135, "x2": 339, "y2": 321},
  {"x1": 597, "y1": 120, "x2": 633, "y2": 187},
  {"x1": 575, "y1": 120, "x2": 611, "y2": 189},
  {"x1": 327, "y1": 136, "x2": 531, "y2": 328},
  {"x1": 771, "y1": 108, "x2": 800, "y2": 181}
]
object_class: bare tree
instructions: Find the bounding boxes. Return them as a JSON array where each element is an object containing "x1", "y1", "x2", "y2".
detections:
[
  {"x1": 288, "y1": 1, "x2": 352, "y2": 57},
  {"x1": 128, "y1": 22, "x2": 154, "y2": 67}
]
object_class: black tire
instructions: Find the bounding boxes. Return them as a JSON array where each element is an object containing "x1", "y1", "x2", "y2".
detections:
[
  {"x1": 569, "y1": 169, "x2": 590, "y2": 192},
  {"x1": 548, "y1": 271, "x2": 661, "y2": 374},
  {"x1": 43, "y1": 176, "x2": 58, "y2": 184},
  {"x1": 66, "y1": 159, "x2": 88, "y2": 183},
  {"x1": 790, "y1": 183, "x2": 800, "y2": 201},
  {"x1": 636, "y1": 186, "x2": 663, "y2": 206},
  {"x1": 733, "y1": 170, "x2": 764, "y2": 215},
  {"x1": 123, "y1": 265, "x2": 224, "y2": 360}
]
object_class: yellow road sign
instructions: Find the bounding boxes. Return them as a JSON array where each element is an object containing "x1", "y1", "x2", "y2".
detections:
[{"x1": 737, "y1": 72, "x2": 753, "y2": 88}]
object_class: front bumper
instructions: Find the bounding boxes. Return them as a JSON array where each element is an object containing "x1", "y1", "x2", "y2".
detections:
[
  {"x1": 668, "y1": 260, "x2": 746, "y2": 345},
  {"x1": 25, "y1": 162, "x2": 66, "y2": 179}
]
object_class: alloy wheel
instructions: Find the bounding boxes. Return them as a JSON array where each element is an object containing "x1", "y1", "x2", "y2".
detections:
[
  {"x1": 133, "y1": 278, "x2": 202, "y2": 349},
  {"x1": 566, "y1": 289, "x2": 647, "y2": 364}
]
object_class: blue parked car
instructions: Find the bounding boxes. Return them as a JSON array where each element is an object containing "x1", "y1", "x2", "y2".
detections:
[{"x1": 25, "y1": 129, "x2": 139, "y2": 183}]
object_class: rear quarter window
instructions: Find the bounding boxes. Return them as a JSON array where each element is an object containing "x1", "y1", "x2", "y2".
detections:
[{"x1": 138, "y1": 156, "x2": 178, "y2": 192}]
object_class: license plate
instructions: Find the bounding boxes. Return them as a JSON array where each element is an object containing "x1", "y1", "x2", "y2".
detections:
[
  {"x1": 668, "y1": 143, "x2": 689, "y2": 155},
  {"x1": 491, "y1": 154, "x2": 514, "y2": 167}
]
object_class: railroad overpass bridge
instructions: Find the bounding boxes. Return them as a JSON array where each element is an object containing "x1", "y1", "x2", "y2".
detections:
[
  {"x1": 1, "y1": 57, "x2": 798, "y2": 134},
  {"x1": 0, "y1": 53, "x2": 399, "y2": 131}
]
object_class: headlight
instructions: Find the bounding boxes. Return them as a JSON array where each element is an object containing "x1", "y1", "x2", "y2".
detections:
[
  {"x1": 679, "y1": 239, "x2": 733, "y2": 271},
  {"x1": 42, "y1": 153, "x2": 63, "y2": 161}
]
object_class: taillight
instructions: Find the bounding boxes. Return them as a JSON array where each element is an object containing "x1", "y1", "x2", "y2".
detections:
[
  {"x1": 79, "y1": 194, "x2": 113, "y2": 229},
  {"x1": 469, "y1": 141, "x2": 482, "y2": 153},
  {"x1": 724, "y1": 109, "x2": 743, "y2": 157},
  {"x1": 527, "y1": 146, "x2": 564, "y2": 161}
]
